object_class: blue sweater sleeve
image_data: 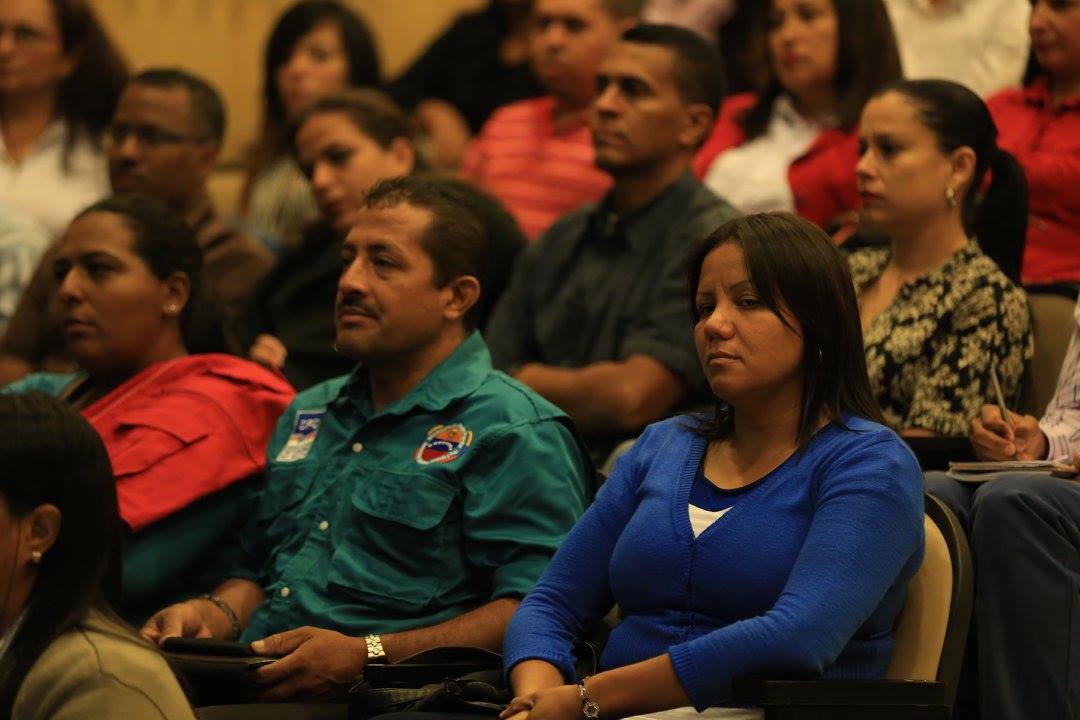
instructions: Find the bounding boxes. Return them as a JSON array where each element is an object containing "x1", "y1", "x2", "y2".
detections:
[
  {"x1": 667, "y1": 435, "x2": 925, "y2": 710},
  {"x1": 502, "y1": 425, "x2": 662, "y2": 680}
]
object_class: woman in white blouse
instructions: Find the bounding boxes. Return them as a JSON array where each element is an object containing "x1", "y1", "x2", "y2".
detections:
[
  {"x1": 0, "y1": 0, "x2": 127, "y2": 237},
  {"x1": 693, "y1": 0, "x2": 900, "y2": 230}
]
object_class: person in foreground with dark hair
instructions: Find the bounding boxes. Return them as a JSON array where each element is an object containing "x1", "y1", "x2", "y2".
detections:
[
  {"x1": 850, "y1": 78, "x2": 1033, "y2": 438},
  {"x1": 694, "y1": 0, "x2": 900, "y2": 230},
  {"x1": 0, "y1": 392, "x2": 194, "y2": 719},
  {"x1": 486, "y1": 23, "x2": 737, "y2": 460},
  {"x1": 1, "y1": 195, "x2": 294, "y2": 617},
  {"x1": 141, "y1": 177, "x2": 589, "y2": 708},
  {"x1": 497, "y1": 213, "x2": 924, "y2": 720}
]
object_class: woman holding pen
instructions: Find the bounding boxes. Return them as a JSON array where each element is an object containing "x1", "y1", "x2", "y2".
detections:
[{"x1": 847, "y1": 78, "x2": 1033, "y2": 437}]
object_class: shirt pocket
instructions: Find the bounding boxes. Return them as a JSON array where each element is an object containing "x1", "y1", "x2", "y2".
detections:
[
  {"x1": 107, "y1": 409, "x2": 211, "y2": 478},
  {"x1": 327, "y1": 470, "x2": 458, "y2": 610}
]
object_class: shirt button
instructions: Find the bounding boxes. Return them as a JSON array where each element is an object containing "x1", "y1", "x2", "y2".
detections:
[
  {"x1": 318, "y1": 520, "x2": 330, "y2": 532},
  {"x1": 352, "y1": 442, "x2": 364, "y2": 453},
  {"x1": 280, "y1": 587, "x2": 291, "y2": 598}
]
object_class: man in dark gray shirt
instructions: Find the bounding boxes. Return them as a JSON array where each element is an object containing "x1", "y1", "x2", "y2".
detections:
[{"x1": 486, "y1": 24, "x2": 737, "y2": 456}]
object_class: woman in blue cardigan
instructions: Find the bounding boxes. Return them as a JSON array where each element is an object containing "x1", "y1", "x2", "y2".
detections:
[{"x1": 500, "y1": 212, "x2": 926, "y2": 719}]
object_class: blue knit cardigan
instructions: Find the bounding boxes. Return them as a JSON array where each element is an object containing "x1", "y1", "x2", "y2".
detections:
[{"x1": 503, "y1": 414, "x2": 925, "y2": 710}]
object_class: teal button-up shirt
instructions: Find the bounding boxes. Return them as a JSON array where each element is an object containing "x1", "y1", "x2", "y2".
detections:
[{"x1": 235, "y1": 332, "x2": 590, "y2": 641}]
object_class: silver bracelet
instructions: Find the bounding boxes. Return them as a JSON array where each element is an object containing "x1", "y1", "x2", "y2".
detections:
[
  {"x1": 578, "y1": 677, "x2": 600, "y2": 719},
  {"x1": 197, "y1": 593, "x2": 241, "y2": 640}
]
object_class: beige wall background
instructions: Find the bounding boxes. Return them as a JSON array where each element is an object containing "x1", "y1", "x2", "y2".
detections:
[{"x1": 89, "y1": 0, "x2": 486, "y2": 165}]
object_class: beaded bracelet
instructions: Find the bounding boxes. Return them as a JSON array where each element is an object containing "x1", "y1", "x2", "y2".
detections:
[
  {"x1": 197, "y1": 593, "x2": 242, "y2": 640},
  {"x1": 578, "y1": 677, "x2": 600, "y2": 719}
]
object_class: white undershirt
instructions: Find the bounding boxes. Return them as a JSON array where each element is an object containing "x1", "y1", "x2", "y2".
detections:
[
  {"x1": 703, "y1": 94, "x2": 820, "y2": 216},
  {"x1": 689, "y1": 504, "x2": 733, "y2": 538}
]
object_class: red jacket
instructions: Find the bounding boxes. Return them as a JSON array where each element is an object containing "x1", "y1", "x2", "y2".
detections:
[
  {"x1": 693, "y1": 93, "x2": 861, "y2": 229},
  {"x1": 988, "y1": 79, "x2": 1080, "y2": 285},
  {"x1": 81, "y1": 354, "x2": 295, "y2": 531}
]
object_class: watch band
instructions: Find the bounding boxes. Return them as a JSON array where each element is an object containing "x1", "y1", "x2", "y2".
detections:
[{"x1": 365, "y1": 633, "x2": 387, "y2": 662}]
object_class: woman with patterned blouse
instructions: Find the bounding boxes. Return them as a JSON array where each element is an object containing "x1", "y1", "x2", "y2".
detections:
[{"x1": 850, "y1": 79, "x2": 1033, "y2": 437}]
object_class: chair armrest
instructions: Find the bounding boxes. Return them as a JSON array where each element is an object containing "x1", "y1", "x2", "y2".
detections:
[{"x1": 732, "y1": 678, "x2": 947, "y2": 707}]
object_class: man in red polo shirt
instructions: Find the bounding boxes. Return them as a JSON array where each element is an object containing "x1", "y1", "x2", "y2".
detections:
[{"x1": 462, "y1": 0, "x2": 640, "y2": 240}]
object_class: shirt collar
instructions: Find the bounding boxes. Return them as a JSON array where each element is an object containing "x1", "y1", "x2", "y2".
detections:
[
  {"x1": 592, "y1": 170, "x2": 700, "y2": 250},
  {"x1": 334, "y1": 332, "x2": 491, "y2": 419}
]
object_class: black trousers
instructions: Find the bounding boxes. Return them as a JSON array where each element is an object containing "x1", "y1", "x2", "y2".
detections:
[{"x1": 925, "y1": 472, "x2": 1080, "y2": 720}]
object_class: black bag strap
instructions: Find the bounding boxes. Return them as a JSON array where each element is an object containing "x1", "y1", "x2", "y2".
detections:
[{"x1": 361, "y1": 646, "x2": 504, "y2": 688}]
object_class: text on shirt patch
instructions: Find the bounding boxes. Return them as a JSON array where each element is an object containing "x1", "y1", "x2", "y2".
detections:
[
  {"x1": 415, "y1": 423, "x2": 473, "y2": 465},
  {"x1": 276, "y1": 409, "x2": 326, "y2": 462}
]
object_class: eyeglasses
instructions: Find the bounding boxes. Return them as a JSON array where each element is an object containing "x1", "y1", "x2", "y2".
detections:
[
  {"x1": 0, "y1": 22, "x2": 59, "y2": 48},
  {"x1": 104, "y1": 123, "x2": 208, "y2": 149}
]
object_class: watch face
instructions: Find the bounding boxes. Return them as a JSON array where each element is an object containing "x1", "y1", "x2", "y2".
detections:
[{"x1": 583, "y1": 700, "x2": 600, "y2": 719}]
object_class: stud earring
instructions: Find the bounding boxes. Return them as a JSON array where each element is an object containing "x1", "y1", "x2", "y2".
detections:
[
  {"x1": 30, "y1": 551, "x2": 42, "y2": 564},
  {"x1": 166, "y1": 304, "x2": 178, "y2": 315},
  {"x1": 945, "y1": 186, "x2": 958, "y2": 208}
]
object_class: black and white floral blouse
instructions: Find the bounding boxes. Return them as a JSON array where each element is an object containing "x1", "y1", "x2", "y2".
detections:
[{"x1": 846, "y1": 240, "x2": 1033, "y2": 436}]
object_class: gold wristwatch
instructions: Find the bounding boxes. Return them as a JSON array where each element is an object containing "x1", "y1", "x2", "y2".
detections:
[{"x1": 365, "y1": 634, "x2": 387, "y2": 663}]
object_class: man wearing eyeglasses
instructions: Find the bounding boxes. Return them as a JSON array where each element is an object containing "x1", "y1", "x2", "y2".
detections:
[
  {"x1": 106, "y1": 68, "x2": 273, "y2": 320},
  {"x1": 0, "y1": 68, "x2": 272, "y2": 384}
]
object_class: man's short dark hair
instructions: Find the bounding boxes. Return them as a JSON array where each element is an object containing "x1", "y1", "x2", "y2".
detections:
[
  {"x1": 129, "y1": 68, "x2": 227, "y2": 145},
  {"x1": 621, "y1": 23, "x2": 726, "y2": 113},
  {"x1": 362, "y1": 177, "x2": 490, "y2": 331}
]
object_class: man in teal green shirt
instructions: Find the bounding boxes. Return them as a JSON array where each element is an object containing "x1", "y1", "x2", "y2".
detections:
[{"x1": 142, "y1": 177, "x2": 591, "y2": 702}]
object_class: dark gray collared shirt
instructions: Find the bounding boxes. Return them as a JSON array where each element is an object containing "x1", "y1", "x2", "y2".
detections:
[{"x1": 486, "y1": 170, "x2": 738, "y2": 401}]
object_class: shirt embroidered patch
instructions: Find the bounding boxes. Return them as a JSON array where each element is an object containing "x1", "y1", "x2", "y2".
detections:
[
  {"x1": 415, "y1": 423, "x2": 474, "y2": 465},
  {"x1": 276, "y1": 409, "x2": 325, "y2": 463}
]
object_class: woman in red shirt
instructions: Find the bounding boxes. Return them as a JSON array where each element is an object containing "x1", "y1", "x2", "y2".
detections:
[
  {"x1": 988, "y1": 0, "x2": 1080, "y2": 285},
  {"x1": 694, "y1": 0, "x2": 900, "y2": 230},
  {"x1": 3, "y1": 194, "x2": 295, "y2": 616}
]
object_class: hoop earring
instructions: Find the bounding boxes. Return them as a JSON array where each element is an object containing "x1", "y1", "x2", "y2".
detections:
[{"x1": 945, "y1": 186, "x2": 958, "y2": 208}]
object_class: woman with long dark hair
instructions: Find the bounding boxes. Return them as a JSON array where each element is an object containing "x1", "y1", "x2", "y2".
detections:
[
  {"x1": 242, "y1": 0, "x2": 380, "y2": 250},
  {"x1": 499, "y1": 213, "x2": 924, "y2": 720},
  {"x1": 0, "y1": 0, "x2": 127, "y2": 236},
  {"x1": 0, "y1": 392, "x2": 193, "y2": 719},
  {"x1": 851, "y1": 78, "x2": 1033, "y2": 437},
  {"x1": 693, "y1": 0, "x2": 900, "y2": 230},
  {"x1": 2, "y1": 195, "x2": 294, "y2": 616}
]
